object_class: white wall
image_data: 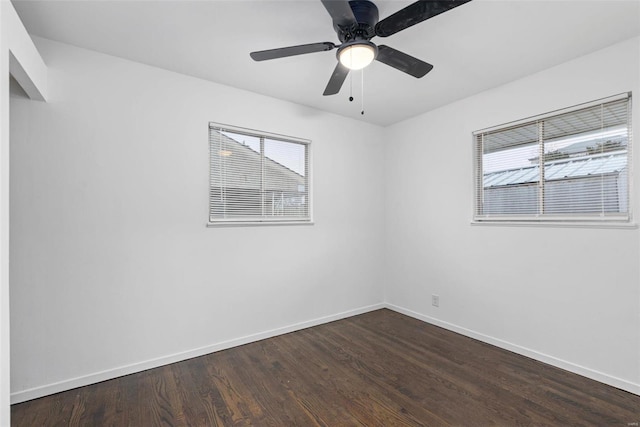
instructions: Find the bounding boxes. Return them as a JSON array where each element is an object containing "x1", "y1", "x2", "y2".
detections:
[
  {"x1": 1, "y1": 4, "x2": 11, "y2": 423},
  {"x1": 2, "y1": 1, "x2": 48, "y2": 422},
  {"x1": 384, "y1": 37, "x2": 640, "y2": 394},
  {"x1": 9, "y1": 38, "x2": 386, "y2": 402}
]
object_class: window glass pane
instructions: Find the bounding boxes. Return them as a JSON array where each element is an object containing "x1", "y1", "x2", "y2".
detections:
[
  {"x1": 210, "y1": 130, "x2": 262, "y2": 218},
  {"x1": 264, "y1": 139, "x2": 308, "y2": 218},
  {"x1": 543, "y1": 123, "x2": 628, "y2": 214},
  {"x1": 482, "y1": 123, "x2": 540, "y2": 215}
]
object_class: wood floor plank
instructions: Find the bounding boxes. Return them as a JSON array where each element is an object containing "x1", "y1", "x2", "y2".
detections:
[{"x1": 11, "y1": 309, "x2": 640, "y2": 426}]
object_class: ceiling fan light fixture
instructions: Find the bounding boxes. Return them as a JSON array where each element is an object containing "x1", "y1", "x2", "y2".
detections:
[{"x1": 338, "y1": 42, "x2": 376, "y2": 70}]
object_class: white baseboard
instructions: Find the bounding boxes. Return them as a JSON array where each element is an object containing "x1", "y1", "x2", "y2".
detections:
[
  {"x1": 10, "y1": 302, "x2": 385, "y2": 404},
  {"x1": 384, "y1": 303, "x2": 640, "y2": 396}
]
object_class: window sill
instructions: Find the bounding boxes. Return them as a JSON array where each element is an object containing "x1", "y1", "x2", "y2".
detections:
[
  {"x1": 470, "y1": 220, "x2": 637, "y2": 229},
  {"x1": 207, "y1": 220, "x2": 315, "y2": 228}
]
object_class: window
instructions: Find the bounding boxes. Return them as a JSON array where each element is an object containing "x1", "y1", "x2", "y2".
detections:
[
  {"x1": 473, "y1": 93, "x2": 632, "y2": 223},
  {"x1": 208, "y1": 123, "x2": 311, "y2": 225}
]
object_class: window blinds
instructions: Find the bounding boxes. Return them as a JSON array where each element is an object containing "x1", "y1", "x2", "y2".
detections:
[
  {"x1": 209, "y1": 123, "x2": 311, "y2": 223},
  {"x1": 473, "y1": 93, "x2": 632, "y2": 222}
]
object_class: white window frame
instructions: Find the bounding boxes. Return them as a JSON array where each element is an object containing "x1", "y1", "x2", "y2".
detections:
[
  {"x1": 472, "y1": 93, "x2": 633, "y2": 227},
  {"x1": 208, "y1": 122, "x2": 312, "y2": 226}
]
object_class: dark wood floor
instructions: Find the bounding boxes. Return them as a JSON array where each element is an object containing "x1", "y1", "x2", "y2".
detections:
[{"x1": 11, "y1": 309, "x2": 640, "y2": 426}]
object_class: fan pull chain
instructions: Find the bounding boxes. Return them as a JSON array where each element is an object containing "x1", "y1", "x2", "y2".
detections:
[
  {"x1": 349, "y1": 71, "x2": 353, "y2": 102},
  {"x1": 361, "y1": 68, "x2": 365, "y2": 115},
  {"x1": 348, "y1": 48, "x2": 354, "y2": 102}
]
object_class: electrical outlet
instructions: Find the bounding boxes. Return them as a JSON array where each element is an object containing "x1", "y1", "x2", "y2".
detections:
[{"x1": 432, "y1": 294, "x2": 439, "y2": 307}]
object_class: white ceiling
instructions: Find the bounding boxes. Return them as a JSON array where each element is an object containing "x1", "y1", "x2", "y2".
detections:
[{"x1": 12, "y1": 0, "x2": 640, "y2": 126}]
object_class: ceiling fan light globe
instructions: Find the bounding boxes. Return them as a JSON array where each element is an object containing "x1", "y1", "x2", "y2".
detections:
[{"x1": 339, "y1": 44, "x2": 375, "y2": 70}]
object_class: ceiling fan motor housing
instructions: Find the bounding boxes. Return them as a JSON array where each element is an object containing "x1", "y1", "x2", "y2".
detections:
[{"x1": 335, "y1": 0, "x2": 379, "y2": 43}]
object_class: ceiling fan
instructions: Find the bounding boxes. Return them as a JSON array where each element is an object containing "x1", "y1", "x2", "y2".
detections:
[{"x1": 250, "y1": 0, "x2": 472, "y2": 96}]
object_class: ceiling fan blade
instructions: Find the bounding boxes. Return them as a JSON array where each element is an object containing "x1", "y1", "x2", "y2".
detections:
[
  {"x1": 323, "y1": 62, "x2": 350, "y2": 96},
  {"x1": 250, "y1": 42, "x2": 337, "y2": 61},
  {"x1": 320, "y1": 0, "x2": 357, "y2": 28},
  {"x1": 375, "y1": 45, "x2": 433, "y2": 78},
  {"x1": 375, "y1": 0, "x2": 472, "y2": 38}
]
